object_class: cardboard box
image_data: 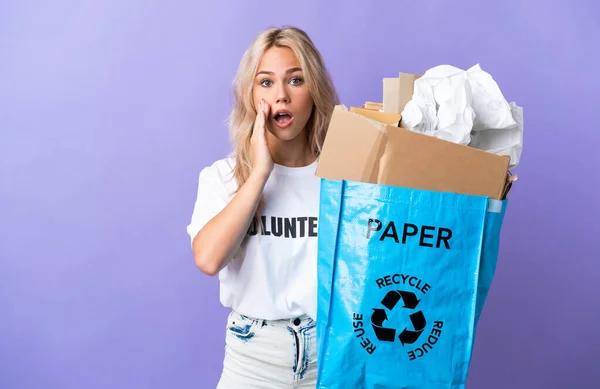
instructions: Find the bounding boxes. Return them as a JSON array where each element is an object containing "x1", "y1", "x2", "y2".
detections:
[
  {"x1": 361, "y1": 101, "x2": 383, "y2": 111},
  {"x1": 383, "y1": 73, "x2": 421, "y2": 114},
  {"x1": 349, "y1": 107, "x2": 401, "y2": 126},
  {"x1": 316, "y1": 106, "x2": 511, "y2": 200}
]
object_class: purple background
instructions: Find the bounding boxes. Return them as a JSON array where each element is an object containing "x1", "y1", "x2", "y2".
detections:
[{"x1": 1, "y1": 0, "x2": 598, "y2": 388}]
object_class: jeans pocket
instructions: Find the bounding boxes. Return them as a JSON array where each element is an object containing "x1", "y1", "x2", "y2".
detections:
[{"x1": 226, "y1": 312, "x2": 257, "y2": 341}]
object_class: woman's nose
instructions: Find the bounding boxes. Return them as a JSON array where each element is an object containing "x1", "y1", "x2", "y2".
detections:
[{"x1": 275, "y1": 85, "x2": 290, "y2": 104}]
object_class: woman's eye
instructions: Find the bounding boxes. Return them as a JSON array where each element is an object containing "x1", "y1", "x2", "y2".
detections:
[
  {"x1": 290, "y1": 77, "x2": 303, "y2": 85},
  {"x1": 260, "y1": 79, "x2": 273, "y2": 87}
]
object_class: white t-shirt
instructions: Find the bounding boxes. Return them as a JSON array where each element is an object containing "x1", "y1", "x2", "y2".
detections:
[{"x1": 186, "y1": 157, "x2": 321, "y2": 320}]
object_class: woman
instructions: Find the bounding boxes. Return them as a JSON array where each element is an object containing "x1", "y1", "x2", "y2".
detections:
[{"x1": 187, "y1": 26, "x2": 339, "y2": 388}]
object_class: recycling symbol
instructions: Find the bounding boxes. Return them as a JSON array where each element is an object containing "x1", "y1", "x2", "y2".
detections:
[{"x1": 371, "y1": 290, "x2": 427, "y2": 345}]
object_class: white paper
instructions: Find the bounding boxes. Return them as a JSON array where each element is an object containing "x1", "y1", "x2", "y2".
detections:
[
  {"x1": 465, "y1": 64, "x2": 516, "y2": 131},
  {"x1": 401, "y1": 65, "x2": 475, "y2": 145},
  {"x1": 469, "y1": 102, "x2": 524, "y2": 168},
  {"x1": 434, "y1": 70, "x2": 475, "y2": 144},
  {"x1": 400, "y1": 64, "x2": 523, "y2": 161}
]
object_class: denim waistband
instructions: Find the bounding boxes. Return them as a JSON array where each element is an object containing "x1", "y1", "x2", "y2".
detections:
[{"x1": 230, "y1": 310, "x2": 315, "y2": 329}]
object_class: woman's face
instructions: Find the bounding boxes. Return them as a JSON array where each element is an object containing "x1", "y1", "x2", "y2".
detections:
[{"x1": 252, "y1": 46, "x2": 314, "y2": 142}]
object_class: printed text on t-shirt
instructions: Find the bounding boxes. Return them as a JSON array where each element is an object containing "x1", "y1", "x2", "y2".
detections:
[{"x1": 247, "y1": 216, "x2": 318, "y2": 238}]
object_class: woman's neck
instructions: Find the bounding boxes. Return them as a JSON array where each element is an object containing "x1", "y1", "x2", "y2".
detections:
[
  {"x1": 271, "y1": 148, "x2": 315, "y2": 167},
  {"x1": 267, "y1": 132, "x2": 316, "y2": 167}
]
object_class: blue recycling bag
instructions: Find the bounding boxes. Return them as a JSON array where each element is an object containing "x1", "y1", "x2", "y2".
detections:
[{"x1": 316, "y1": 179, "x2": 507, "y2": 389}]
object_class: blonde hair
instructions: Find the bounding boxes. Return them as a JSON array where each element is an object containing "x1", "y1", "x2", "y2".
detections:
[{"x1": 227, "y1": 26, "x2": 339, "y2": 192}]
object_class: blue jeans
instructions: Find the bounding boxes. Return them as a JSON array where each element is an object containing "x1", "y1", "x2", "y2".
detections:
[{"x1": 217, "y1": 310, "x2": 317, "y2": 388}]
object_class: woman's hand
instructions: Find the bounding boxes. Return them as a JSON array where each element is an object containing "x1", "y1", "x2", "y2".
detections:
[{"x1": 251, "y1": 99, "x2": 274, "y2": 178}]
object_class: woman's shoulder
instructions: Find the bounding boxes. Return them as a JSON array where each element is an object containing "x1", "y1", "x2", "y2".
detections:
[
  {"x1": 202, "y1": 156, "x2": 236, "y2": 174},
  {"x1": 197, "y1": 156, "x2": 237, "y2": 189}
]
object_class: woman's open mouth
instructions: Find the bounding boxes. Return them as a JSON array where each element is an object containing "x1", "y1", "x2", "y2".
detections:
[{"x1": 272, "y1": 111, "x2": 294, "y2": 129}]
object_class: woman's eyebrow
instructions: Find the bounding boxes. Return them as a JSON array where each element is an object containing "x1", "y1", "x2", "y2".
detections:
[{"x1": 256, "y1": 67, "x2": 303, "y2": 77}]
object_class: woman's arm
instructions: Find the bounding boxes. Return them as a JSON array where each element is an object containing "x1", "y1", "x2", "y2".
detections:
[
  {"x1": 192, "y1": 171, "x2": 268, "y2": 276},
  {"x1": 192, "y1": 99, "x2": 273, "y2": 276}
]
